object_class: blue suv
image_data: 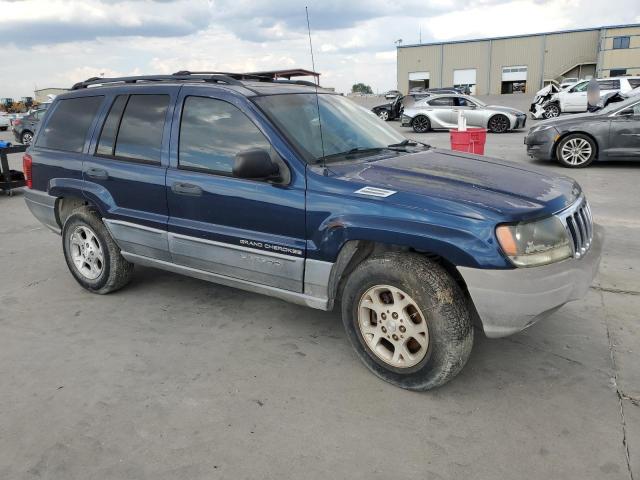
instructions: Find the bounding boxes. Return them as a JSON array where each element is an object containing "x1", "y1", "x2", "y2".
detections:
[{"x1": 23, "y1": 72, "x2": 602, "y2": 390}]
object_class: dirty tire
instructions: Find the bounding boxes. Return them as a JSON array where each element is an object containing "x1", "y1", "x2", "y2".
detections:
[
  {"x1": 62, "y1": 206, "x2": 134, "y2": 294},
  {"x1": 341, "y1": 252, "x2": 474, "y2": 391}
]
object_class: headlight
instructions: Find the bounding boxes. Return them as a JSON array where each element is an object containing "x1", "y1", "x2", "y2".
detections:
[{"x1": 496, "y1": 216, "x2": 572, "y2": 267}]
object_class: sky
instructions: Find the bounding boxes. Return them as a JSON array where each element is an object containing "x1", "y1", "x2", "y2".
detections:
[{"x1": 1, "y1": 0, "x2": 639, "y2": 98}]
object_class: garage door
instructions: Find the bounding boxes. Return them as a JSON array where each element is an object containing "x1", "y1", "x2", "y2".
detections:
[
  {"x1": 454, "y1": 69, "x2": 477, "y2": 94},
  {"x1": 502, "y1": 66, "x2": 527, "y2": 81},
  {"x1": 408, "y1": 71, "x2": 430, "y2": 91}
]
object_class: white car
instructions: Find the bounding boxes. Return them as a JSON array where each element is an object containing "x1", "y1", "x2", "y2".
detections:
[
  {"x1": 0, "y1": 113, "x2": 9, "y2": 131},
  {"x1": 554, "y1": 77, "x2": 640, "y2": 113}
]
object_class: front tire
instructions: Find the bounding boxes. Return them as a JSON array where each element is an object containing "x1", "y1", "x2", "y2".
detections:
[
  {"x1": 62, "y1": 206, "x2": 134, "y2": 294},
  {"x1": 411, "y1": 116, "x2": 431, "y2": 133},
  {"x1": 544, "y1": 103, "x2": 561, "y2": 118},
  {"x1": 556, "y1": 134, "x2": 596, "y2": 168},
  {"x1": 377, "y1": 110, "x2": 390, "y2": 121},
  {"x1": 341, "y1": 253, "x2": 474, "y2": 391},
  {"x1": 488, "y1": 114, "x2": 509, "y2": 133}
]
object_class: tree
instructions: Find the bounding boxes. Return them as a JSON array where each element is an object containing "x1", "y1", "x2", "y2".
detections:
[{"x1": 351, "y1": 83, "x2": 373, "y2": 94}]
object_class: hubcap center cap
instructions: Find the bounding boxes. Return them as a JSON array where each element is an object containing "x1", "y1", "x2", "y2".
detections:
[{"x1": 387, "y1": 319, "x2": 397, "y2": 333}]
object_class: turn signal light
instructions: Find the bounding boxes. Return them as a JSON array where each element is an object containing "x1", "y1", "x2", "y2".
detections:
[{"x1": 22, "y1": 153, "x2": 32, "y2": 188}]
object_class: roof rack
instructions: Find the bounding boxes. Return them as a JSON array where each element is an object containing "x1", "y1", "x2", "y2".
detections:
[
  {"x1": 71, "y1": 71, "x2": 323, "y2": 91},
  {"x1": 71, "y1": 73, "x2": 244, "y2": 90}
]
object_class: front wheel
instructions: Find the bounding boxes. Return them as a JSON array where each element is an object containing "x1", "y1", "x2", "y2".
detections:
[
  {"x1": 488, "y1": 114, "x2": 510, "y2": 133},
  {"x1": 556, "y1": 134, "x2": 596, "y2": 168},
  {"x1": 62, "y1": 206, "x2": 134, "y2": 294},
  {"x1": 544, "y1": 103, "x2": 561, "y2": 118},
  {"x1": 341, "y1": 253, "x2": 474, "y2": 390},
  {"x1": 411, "y1": 116, "x2": 431, "y2": 133},
  {"x1": 377, "y1": 110, "x2": 390, "y2": 121}
]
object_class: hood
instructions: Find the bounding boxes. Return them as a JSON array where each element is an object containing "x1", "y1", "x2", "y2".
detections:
[
  {"x1": 532, "y1": 111, "x2": 599, "y2": 128},
  {"x1": 485, "y1": 105, "x2": 525, "y2": 115},
  {"x1": 327, "y1": 149, "x2": 580, "y2": 221}
]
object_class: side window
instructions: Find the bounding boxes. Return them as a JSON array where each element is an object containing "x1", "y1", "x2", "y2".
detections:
[
  {"x1": 428, "y1": 97, "x2": 454, "y2": 106},
  {"x1": 35, "y1": 96, "x2": 103, "y2": 152},
  {"x1": 572, "y1": 82, "x2": 588, "y2": 93},
  {"x1": 598, "y1": 80, "x2": 620, "y2": 90},
  {"x1": 628, "y1": 79, "x2": 640, "y2": 89},
  {"x1": 178, "y1": 96, "x2": 271, "y2": 176},
  {"x1": 113, "y1": 95, "x2": 169, "y2": 163},
  {"x1": 96, "y1": 95, "x2": 127, "y2": 156},
  {"x1": 456, "y1": 97, "x2": 474, "y2": 107}
]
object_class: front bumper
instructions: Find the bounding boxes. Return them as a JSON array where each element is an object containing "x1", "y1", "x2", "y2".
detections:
[
  {"x1": 458, "y1": 224, "x2": 603, "y2": 338},
  {"x1": 524, "y1": 128, "x2": 557, "y2": 160}
]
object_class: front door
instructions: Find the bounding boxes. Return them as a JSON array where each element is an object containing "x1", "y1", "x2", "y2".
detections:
[
  {"x1": 166, "y1": 86, "x2": 307, "y2": 292},
  {"x1": 606, "y1": 101, "x2": 640, "y2": 160},
  {"x1": 84, "y1": 86, "x2": 177, "y2": 261}
]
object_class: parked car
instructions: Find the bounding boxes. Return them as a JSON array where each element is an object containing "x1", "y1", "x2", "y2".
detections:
[
  {"x1": 402, "y1": 94, "x2": 527, "y2": 133},
  {"x1": 525, "y1": 95, "x2": 640, "y2": 168},
  {"x1": 384, "y1": 90, "x2": 401, "y2": 100},
  {"x1": 23, "y1": 72, "x2": 601, "y2": 390},
  {"x1": 371, "y1": 92, "x2": 430, "y2": 121},
  {"x1": 11, "y1": 108, "x2": 46, "y2": 145},
  {"x1": 545, "y1": 77, "x2": 640, "y2": 116},
  {"x1": 0, "y1": 113, "x2": 9, "y2": 131}
]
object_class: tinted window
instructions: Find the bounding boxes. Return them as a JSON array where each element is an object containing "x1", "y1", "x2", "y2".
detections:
[
  {"x1": 179, "y1": 96, "x2": 271, "y2": 174},
  {"x1": 610, "y1": 69, "x2": 627, "y2": 77},
  {"x1": 456, "y1": 97, "x2": 476, "y2": 107},
  {"x1": 114, "y1": 95, "x2": 169, "y2": 163},
  {"x1": 96, "y1": 95, "x2": 127, "y2": 156},
  {"x1": 629, "y1": 79, "x2": 640, "y2": 89},
  {"x1": 36, "y1": 96, "x2": 103, "y2": 152},
  {"x1": 598, "y1": 80, "x2": 620, "y2": 90},
  {"x1": 428, "y1": 97, "x2": 454, "y2": 106},
  {"x1": 613, "y1": 36, "x2": 630, "y2": 49}
]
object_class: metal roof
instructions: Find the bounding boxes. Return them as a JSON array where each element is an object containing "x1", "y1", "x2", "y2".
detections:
[{"x1": 397, "y1": 23, "x2": 640, "y2": 49}]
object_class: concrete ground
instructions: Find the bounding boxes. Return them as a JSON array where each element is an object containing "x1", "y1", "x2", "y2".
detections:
[{"x1": 0, "y1": 94, "x2": 638, "y2": 480}]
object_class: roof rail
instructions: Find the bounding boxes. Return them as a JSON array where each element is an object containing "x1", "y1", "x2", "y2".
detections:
[{"x1": 71, "y1": 73, "x2": 244, "y2": 90}]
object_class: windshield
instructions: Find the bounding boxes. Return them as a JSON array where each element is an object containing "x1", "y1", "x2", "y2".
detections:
[{"x1": 254, "y1": 93, "x2": 406, "y2": 163}]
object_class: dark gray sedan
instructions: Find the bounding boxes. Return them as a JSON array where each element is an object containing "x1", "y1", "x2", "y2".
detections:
[{"x1": 525, "y1": 96, "x2": 640, "y2": 168}]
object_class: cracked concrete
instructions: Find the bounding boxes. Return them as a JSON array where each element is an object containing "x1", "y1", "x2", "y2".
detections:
[{"x1": 1, "y1": 98, "x2": 639, "y2": 479}]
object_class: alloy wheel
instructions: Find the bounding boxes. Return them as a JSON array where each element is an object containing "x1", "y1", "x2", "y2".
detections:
[
  {"x1": 69, "y1": 225, "x2": 104, "y2": 280},
  {"x1": 544, "y1": 104, "x2": 560, "y2": 118},
  {"x1": 560, "y1": 137, "x2": 592, "y2": 166},
  {"x1": 489, "y1": 115, "x2": 509, "y2": 133},
  {"x1": 21, "y1": 132, "x2": 33, "y2": 145},
  {"x1": 412, "y1": 116, "x2": 430, "y2": 133},
  {"x1": 378, "y1": 110, "x2": 389, "y2": 121},
  {"x1": 357, "y1": 285, "x2": 429, "y2": 368}
]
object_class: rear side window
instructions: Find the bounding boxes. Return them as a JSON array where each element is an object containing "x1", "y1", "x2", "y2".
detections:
[
  {"x1": 113, "y1": 95, "x2": 169, "y2": 163},
  {"x1": 178, "y1": 96, "x2": 271, "y2": 175},
  {"x1": 96, "y1": 95, "x2": 127, "y2": 156},
  {"x1": 598, "y1": 80, "x2": 620, "y2": 90},
  {"x1": 36, "y1": 96, "x2": 103, "y2": 152}
]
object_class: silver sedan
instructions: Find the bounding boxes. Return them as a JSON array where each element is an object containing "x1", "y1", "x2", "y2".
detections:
[{"x1": 401, "y1": 94, "x2": 527, "y2": 133}]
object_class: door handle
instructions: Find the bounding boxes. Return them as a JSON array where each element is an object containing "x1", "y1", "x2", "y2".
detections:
[
  {"x1": 172, "y1": 182, "x2": 202, "y2": 196},
  {"x1": 86, "y1": 167, "x2": 108, "y2": 180}
]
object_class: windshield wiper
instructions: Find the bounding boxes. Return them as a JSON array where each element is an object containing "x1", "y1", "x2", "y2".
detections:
[
  {"x1": 388, "y1": 139, "x2": 431, "y2": 149},
  {"x1": 321, "y1": 147, "x2": 387, "y2": 162}
]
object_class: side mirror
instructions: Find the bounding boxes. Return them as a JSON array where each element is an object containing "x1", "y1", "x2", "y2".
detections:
[{"x1": 233, "y1": 148, "x2": 280, "y2": 180}]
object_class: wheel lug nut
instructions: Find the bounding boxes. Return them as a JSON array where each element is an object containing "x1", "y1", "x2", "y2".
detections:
[
  {"x1": 381, "y1": 313, "x2": 387, "y2": 320},
  {"x1": 399, "y1": 326, "x2": 406, "y2": 333},
  {"x1": 392, "y1": 334, "x2": 399, "y2": 341},
  {"x1": 392, "y1": 312, "x2": 398, "y2": 319},
  {"x1": 381, "y1": 326, "x2": 387, "y2": 333}
]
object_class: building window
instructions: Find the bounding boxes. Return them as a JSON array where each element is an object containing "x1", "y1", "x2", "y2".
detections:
[
  {"x1": 609, "y1": 69, "x2": 627, "y2": 77},
  {"x1": 613, "y1": 36, "x2": 630, "y2": 49}
]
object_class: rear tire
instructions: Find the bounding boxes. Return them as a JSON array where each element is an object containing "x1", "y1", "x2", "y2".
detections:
[
  {"x1": 341, "y1": 253, "x2": 474, "y2": 391},
  {"x1": 21, "y1": 130, "x2": 34, "y2": 145},
  {"x1": 62, "y1": 206, "x2": 133, "y2": 294},
  {"x1": 412, "y1": 116, "x2": 431, "y2": 133}
]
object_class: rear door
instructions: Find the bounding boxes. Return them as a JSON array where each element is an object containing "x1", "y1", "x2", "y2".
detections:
[
  {"x1": 165, "y1": 86, "x2": 307, "y2": 291},
  {"x1": 83, "y1": 85, "x2": 178, "y2": 261}
]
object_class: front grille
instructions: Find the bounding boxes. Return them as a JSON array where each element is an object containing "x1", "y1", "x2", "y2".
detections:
[{"x1": 557, "y1": 197, "x2": 593, "y2": 259}]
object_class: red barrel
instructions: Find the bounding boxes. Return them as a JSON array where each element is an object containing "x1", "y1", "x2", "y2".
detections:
[{"x1": 449, "y1": 128, "x2": 487, "y2": 155}]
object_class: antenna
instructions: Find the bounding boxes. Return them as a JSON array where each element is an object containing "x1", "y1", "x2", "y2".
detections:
[{"x1": 305, "y1": 6, "x2": 326, "y2": 168}]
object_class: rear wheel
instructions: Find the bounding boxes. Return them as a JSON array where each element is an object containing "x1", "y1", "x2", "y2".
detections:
[
  {"x1": 488, "y1": 114, "x2": 509, "y2": 133},
  {"x1": 412, "y1": 116, "x2": 431, "y2": 133},
  {"x1": 341, "y1": 253, "x2": 474, "y2": 390},
  {"x1": 21, "y1": 130, "x2": 34, "y2": 145},
  {"x1": 556, "y1": 134, "x2": 596, "y2": 168},
  {"x1": 62, "y1": 206, "x2": 134, "y2": 294}
]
